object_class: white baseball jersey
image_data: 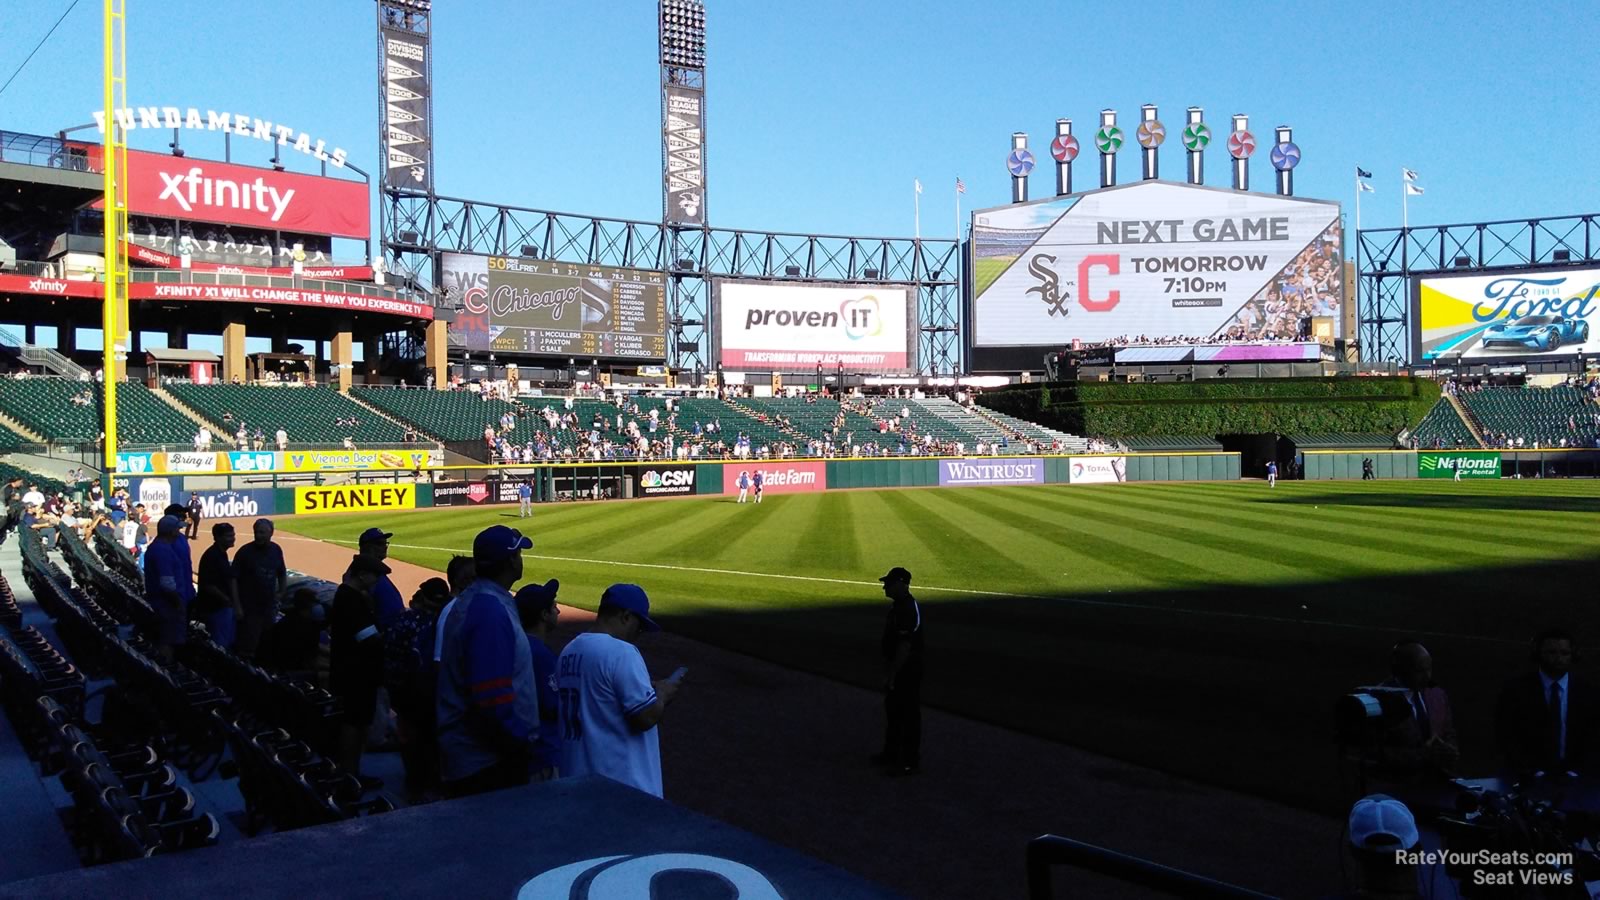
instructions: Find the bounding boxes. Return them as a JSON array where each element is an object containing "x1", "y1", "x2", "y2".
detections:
[{"x1": 557, "y1": 632, "x2": 662, "y2": 797}]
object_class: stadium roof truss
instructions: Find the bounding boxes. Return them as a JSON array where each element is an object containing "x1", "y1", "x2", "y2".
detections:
[
  {"x1": 382, "y1": 192, "x2": 962, "y2": 374},
  {"x1": 1356, "y1": 212, "x2": 1600, "y2": 364}
]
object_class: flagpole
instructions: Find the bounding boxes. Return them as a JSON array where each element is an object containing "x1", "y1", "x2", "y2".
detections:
[
  {"x1": 1355, "y1": 173, "x2": 1361, "y2": 234},
  {"x1": 955, "y1": 180, "x2": 961, "y2": 242},
  {"x1": 1401, "y1": 169, "x2": 1408, "y2": 231},
  {"x1": 913, "y1": 180, "x2": 920, "y2": 241}
]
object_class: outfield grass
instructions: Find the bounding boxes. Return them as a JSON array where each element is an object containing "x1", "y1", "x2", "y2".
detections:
[{"x1": 281, "y1": 480, "x2": 1600, "y2": 809}]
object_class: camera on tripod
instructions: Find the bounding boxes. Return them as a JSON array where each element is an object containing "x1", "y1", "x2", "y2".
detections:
[{"x1": 1434, "y1": 784, "x2": 1599, "y2": 897}]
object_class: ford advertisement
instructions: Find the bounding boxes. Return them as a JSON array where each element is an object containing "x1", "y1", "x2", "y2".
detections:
[{"x1": 938, "y1": 457, "x2": 1045, "y2": 487}]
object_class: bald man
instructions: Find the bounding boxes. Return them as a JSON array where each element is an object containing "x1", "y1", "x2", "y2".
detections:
[{"x1": 1377, "y1": 639, "x2": 1459, "y2": 779}]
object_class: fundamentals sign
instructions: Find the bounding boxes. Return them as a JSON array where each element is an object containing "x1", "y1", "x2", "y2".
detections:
[{"x1": 294, "y1": 483, "x2": 416, "y2": 515}]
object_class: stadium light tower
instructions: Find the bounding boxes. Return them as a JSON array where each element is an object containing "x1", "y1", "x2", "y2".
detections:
[{"x1": 660, "y1": 0, "x2": 708, "y2": 373}]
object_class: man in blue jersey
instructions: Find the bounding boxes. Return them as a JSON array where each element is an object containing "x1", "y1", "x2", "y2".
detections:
[
  {"x1": 144, "y1": 515, "x2": 196, "y2": 662},
  {"x1": 736, "y1": 471, "x2": 750, "y2": 504},
  {"x1": 515, "y1": 578, "x2": 563, "y2": 780},
  {"x1": 518, "y1": 480, "x2": 533, "y2": 518},
  {"x1": 1266, "y1": 460, "x2": 1278, "y2": 488},
  {"x1": 557, "y1": 584, "x2": 680, "y2": 798},
  {"x1": 359, "y1": 527, "x2": 405, "y2": 629},
  {"x1": 437, "y1": 525, "x2": 540, "y2": 798},
  {"x1": 752, "y1": 469, "x2": 764, "y2": 504}
]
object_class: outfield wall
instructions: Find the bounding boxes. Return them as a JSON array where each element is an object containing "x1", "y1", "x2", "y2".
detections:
[
  {"x1": 94, "y1": 452, "x2": 1242, "y2": 513},
  {"x1": 1303, "y1": 449, "x2": 1600, "y2": 480}
]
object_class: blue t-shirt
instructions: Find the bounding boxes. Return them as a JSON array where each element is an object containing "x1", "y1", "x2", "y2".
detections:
[
  {"x1": 518, "y1": 484, "x2": 532, "y2": 499},
  {"x1": 557, "y1": 632, "x2": 662, "y2": 797},
  {"x1": 436, "y1": 579, "x2": 539, "y2": 782},
  {"x1": 373, "y1": 574, "x2": 405, "y2": 628},
  {"x1": 143, "y1": 539, "x2": 196, "y2": 608},
  {"x1": 525, "y1": 633, "x2": 561, "y2": 771}
]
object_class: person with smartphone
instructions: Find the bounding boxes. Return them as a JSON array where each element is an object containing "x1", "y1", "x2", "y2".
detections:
[{"x1": 556, "y1": 584, "x2": 679, "y2": 798}]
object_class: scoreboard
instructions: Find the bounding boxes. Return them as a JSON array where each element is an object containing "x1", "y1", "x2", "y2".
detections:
[{"x1": 440, "y1": 253, "x2": 667, "y2": 360}]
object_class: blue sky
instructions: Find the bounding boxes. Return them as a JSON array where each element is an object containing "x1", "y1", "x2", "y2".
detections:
[{"x1": 2, "y1": 0, "x2": 1597, "y2": 244}]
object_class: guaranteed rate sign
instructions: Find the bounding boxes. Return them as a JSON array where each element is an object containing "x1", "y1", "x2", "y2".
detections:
[
  {"x1": 714, "y1": 281, "x2": 916, "y2": 373},
  {"x1": 970, "y1": 181, "x2": 1342, "y2": 348}
]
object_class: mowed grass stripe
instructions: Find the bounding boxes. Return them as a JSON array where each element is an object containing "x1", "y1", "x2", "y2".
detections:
[{"x1": 871, "y1": 488, "x2": 1061, "y2": 587}]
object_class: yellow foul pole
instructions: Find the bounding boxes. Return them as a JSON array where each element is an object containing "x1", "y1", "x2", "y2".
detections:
[{"x1": 101, "y1": 0, "x2": 127, "y2": 479}]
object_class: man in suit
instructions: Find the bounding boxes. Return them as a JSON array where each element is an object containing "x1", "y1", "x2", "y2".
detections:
[
  {"x1": 1496, "y1": 627, "x2": 1594, "y2": 778},
  {"x1": 1377, "y1": 639, "x2": 1459, "y2": 780}
]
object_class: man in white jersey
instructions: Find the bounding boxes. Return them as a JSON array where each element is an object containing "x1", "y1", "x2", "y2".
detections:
[{"x1": 557, "y1": 584, "x2": 680, "y2": 798}]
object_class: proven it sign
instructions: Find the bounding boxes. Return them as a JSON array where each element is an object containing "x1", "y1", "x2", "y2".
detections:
[
  {"x1": 294, "y1": 483, "x2": 415, "y2": 515},
  {"x1": 1418, "y1": 451, "x2": 1501, "y2": 479}
]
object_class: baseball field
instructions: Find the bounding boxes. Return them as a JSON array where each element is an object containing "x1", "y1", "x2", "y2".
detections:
[{"x1": 281, "y1": 478, "x2": 1600, "y2": 810}]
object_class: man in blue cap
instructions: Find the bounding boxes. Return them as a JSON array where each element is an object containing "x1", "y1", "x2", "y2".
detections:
[
  {"x1": 144, "y1": 515, "x2": 196, "y2": 662},
  {"x1": 557, "y1": 583, "x2": 680, "y2": 798},
  {"x1": 436, "y1": 524, "x2": 540, "y2": 798},
  {"x1": 515, "y1": 578, "x2": 563, "y2": 781},
  {"x1": 358, "y1": 527, "x2": 405, "y2": 629},
  {"x1": 873, "y1": 566, "x2": 923, "y2": 776}
]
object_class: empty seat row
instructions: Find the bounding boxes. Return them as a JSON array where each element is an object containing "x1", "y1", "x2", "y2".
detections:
[{"x1": 218, "y1": 711, "x2": 393, "y2": 835}]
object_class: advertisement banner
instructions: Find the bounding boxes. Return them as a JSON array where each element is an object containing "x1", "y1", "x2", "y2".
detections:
[
  {"x1": 1416, "y1": 269, "x2": 1600, "y2": 361},
  {"x1": 116, "y1": 452, "x2": 155, "y2": 475},
  {"x1": 381, "y1": 25, "x2": 432, "y2": 193},
  {"x1": 191, "y1": 488, "x2": 276, "y2": 518},
  {"x1": 1068, "y1": 456, "x2": 1128, "y2": 484},
  {"x1": 431, "y1": 481, "x2": 496, "y2": 507},
  {"x1": 714, "y1": 281, "x2": 916, "y2": 372},
  {"x1": 938, "y1": 457, "x2": 1046, "y2": 487},
  {"x1": 164, "y1": 451, "x2": 219, "y2": 473},
  {"x1": 119, "y1": 148, "x2": 370, "y2": 238},
  {"x1": 1418, "y1": 451, "x2": 1502, "y2": 479},
  {"x1": 634, "y1": 465, "x2": 698, "y2": 497},
  {"x1": 440, "y1": 253, "x2": 666, "y2": 359},
  {"x1": 663, "y1": 84, "x2": 705, "y2": 225},
  {"x1": 970, "y1": 181, "x2": 1342, "y2": 351},
  {"x1": 281, "y1": 448, "x2": 435, "y2": 472},
  {"x1": 721, "y1": 461, "x2": 827, "y2": 495},
  {"x1": 224, "y1": 451, "x2": 278, "y2": 473},
  {"x1": 294, "y1": 483, "x2": 416, "y2": 515},
  {"x1": 117, "y1": 476, "x2": 176, "y2": 512},
  {"x1": 137, "y1": 282, "x2": 433, "y2": 320}
]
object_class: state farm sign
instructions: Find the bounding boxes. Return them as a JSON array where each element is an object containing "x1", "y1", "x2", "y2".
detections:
[
  {"x1": 121, "y1": 149, "x2": 370, "y2": 238},
  {"x1": 720, "y1": 460, "x2": 827, "y2": 495}
]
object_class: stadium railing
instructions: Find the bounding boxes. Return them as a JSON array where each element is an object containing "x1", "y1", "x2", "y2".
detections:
[{"x1": 1025, "y1": 835, "x2": 1277, "y2": 900}]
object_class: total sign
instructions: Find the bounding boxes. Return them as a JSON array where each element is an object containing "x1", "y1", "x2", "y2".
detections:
[
  {"x1": 715, "y1": 281, "x2": 915, "y2": 373},
  {"x1": 970, "y1": 181, "x2": 1341, "y2": 346}
]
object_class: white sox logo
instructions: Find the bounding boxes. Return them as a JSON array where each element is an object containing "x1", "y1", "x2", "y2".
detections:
[
  {"x1": 518, "y1": 853, "x2": 783, "y2": 899},
  {"x1": 1026, "y1": 253, "x2": 1070, "y2": 317}
]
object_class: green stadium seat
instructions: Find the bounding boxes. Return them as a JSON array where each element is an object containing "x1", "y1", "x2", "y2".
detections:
[
  {"x1": 165, "y1": 384, "x2": 407, "y2": 446},
  {"x1": 1459, "y1": 385, "x2": 1600, "y2": 449},
  {"x1": 0, "y1": 377, "x2": 195, "y2": 447}
]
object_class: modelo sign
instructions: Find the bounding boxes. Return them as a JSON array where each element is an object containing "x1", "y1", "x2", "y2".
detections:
[
  {"x1": 714, "y1": 281, "x2": 916, "y2": 373},
  {"x1": 721, "y1": 461, "x2": 826, "y2": 495},
  {"x1": 938, "y1": 457, "x2": 1045, "y2": 486},
  {"x1": 1069, "y1": 456, "x2": 1128, "y2": 484},
  {"x1": 195, "y1": 488, "x2": 276, "y2": 518},
  {"x1": 635, "y1": 465, "x2": 697, "y2": 497},
  {"x1": 1418, "y1": 451, "x2": 1501, "y2": 479}
]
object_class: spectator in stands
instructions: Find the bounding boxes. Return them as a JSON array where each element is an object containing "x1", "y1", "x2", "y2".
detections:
[
  {"x1": 357, "y1": 528, "x2": 405, "y2": 630},
  {"x1": 0, "y1": 474, "x2": 24, "y2": 542},
  {"x1": 515, "y1": 579, "x2": 562, "y2": 780},
  {"x1": 144, "y1": 515, "x2": 196, "y2": 662},
  {"x1": 263, "y1": 589, "x2": 323, "y2": 678},
  {"x1": 386, "y1": 577, "x2": 451, "y2": 798},
  {"x1": 437, "y1": 527, "x2": 539, "y2": 797},
  {"x1": 1373, "y1": 640, "x2": 1458, "y2": 781},
  {"x1": 185, "y1": 492, "x2": 203, "y2": 540},
  {"x1": 331, "y1": 554, "x2": 392, "y2": 783},
  {"x1": 873, "y1": 567, "x2": 924, "y2": 777},
  {"x1": 275, "y1": 428, "x2": 288, "y2": 451},
  {"x1": 557, "y1": 584, "x2": 677, "y2": 798},
  {"x1": 86, "y1": 481, "x2": 104, "y2": 513},
  {"x1": 233, "y1": 519, "x2": 287, "y2": 660},
  {"x1": 1496, "y1": 627, "x2": 1597, "y2": 778},
  {"x1": 196, "y1": 523, "x2": 240, "y2": 650},
  {"x1": 21, "y1": 483, "x2": 44, "y2": 509},
  {"x1": 1331, "y1": 795, "x2": 1421, "y2": 899}
]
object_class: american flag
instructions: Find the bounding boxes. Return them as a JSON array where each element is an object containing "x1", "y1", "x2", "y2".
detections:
[{"x1": 956, "y1": 177, "x2": 965, "y2": 194}]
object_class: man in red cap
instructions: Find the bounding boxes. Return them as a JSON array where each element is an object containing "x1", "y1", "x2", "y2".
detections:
[{"x1": 873, "y1": 566, "x2": 923, "y2": 776}]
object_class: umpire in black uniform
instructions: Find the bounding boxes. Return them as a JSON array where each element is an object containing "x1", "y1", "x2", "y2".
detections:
[{"x1": 872, "y1": 566, "x2": 924, "y2": 776}]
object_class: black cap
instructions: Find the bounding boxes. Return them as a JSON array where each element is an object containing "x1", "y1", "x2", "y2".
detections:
[{"x1": 879, "y1": 567, "x2": 912, "y2": 584}]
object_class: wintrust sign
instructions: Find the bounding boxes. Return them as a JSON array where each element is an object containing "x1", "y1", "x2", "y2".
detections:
[
  {"x1": 938, "y1": 457, "x2": 1046, "y2": 486},
  {"x1": 121, "y1": 150, "x2": 370, "y2": 238}
]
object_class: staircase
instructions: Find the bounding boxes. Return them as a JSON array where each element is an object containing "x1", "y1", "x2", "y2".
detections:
[
  {"x1": 968, "y1": 403, "x2": 1087, "y2": 450},
  {"x1": 0, "y1": 326, "x2": 87, "y2": 380},
  {"x1": 343, "y1": 390, "x2": 436, "y2": 443},
  {"x1": 1443, "y1": 393, "x2": 1487, "y2": 447},
  {"x1": 0, "y1": 409, "x2": 43, "y2": 443}
]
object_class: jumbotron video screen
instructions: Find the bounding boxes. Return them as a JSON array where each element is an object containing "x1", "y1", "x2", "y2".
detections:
[
  {"x1": 969, "y1": 181, "x2": 1342, "y2": 363},
  {"x1": 440, "y1": 253, "x2": 668, "y2": 360}
]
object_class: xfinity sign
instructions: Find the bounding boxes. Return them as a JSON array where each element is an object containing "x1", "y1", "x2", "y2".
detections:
[
  {"x1": 114, "y1": 149, "x2": 371, "y2": 238},
  {"x1": 157, "y1": 169, "x2": 295, "y2": 222},
  {"x1": 938, "y1": 457, "x2": 1046, "y2": 486}
]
